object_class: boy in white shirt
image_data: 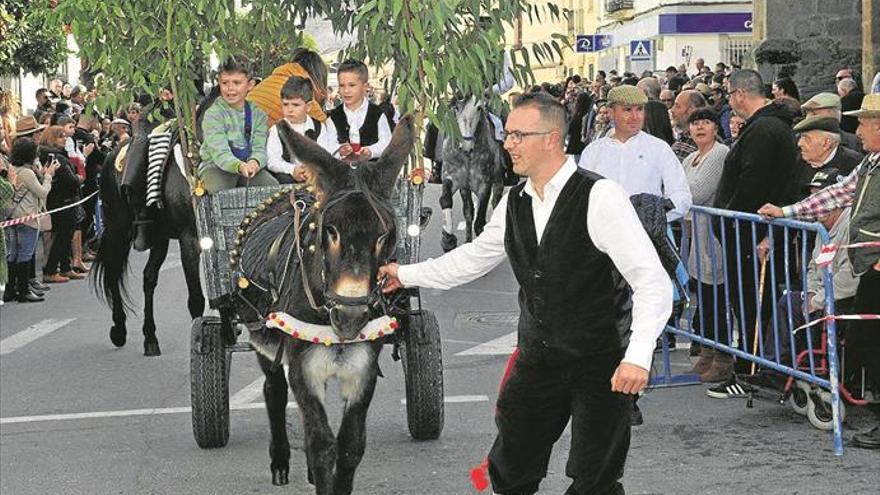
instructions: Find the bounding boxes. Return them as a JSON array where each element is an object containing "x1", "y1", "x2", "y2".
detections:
[
  {"x1": 325, "y1": 59, "x2": 392, "y2": 161},
  {"x1": 266, "y1": 76, "x2": 338, "y2": 183}
]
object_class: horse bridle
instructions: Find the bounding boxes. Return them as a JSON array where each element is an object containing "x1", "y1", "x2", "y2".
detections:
[{"x1": 291, "y1": 183, "x2": 395, "y2": 317}]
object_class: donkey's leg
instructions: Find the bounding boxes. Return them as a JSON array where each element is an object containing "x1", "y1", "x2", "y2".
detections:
[
  {"x1": 289, "y1": 353, "x2": 337, "y2": 495},
  {"x1": 141, "y1": 236, "x2": 169, "y2": 357},
  {"x1": 257, "y1": 350, "x2": 291, "y2": 486},
  {"x1": 440, "y1": 179, "x2": 457, "y2": 252},
  {"x1": 460, "y1": 189, "x2": 475, "y2": 243},
  {"x1": 333, "y1": 348, "x2": 381, "y2": 495},
  {"x1": 178, "y1": 232, "x2": 205, "y2": 319}
]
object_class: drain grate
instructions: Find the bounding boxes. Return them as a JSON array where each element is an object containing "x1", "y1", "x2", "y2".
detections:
[{"x1": 456, "y1": 311, "x2": 519, "y2": 329}]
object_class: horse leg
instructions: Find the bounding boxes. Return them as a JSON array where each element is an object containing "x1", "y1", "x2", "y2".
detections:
[
  {"x1": 333, "y1": 353, "x2": 380, "y2": 495},
  {"x1": 289, "y1": 353, "x2": 336, "y2": 495},
  {"x1": 473, "y1": 185, "x2": 491, "y2": 237},
  {"x1": 257, "y1": 350, "x2": 290, "y2": 486},
  {"x1": 178, "y1": 232, "x2": 205, "y2": 319},
  {"x1": 439, "y1": 179, "x2": 457, "y2": 252},
  {"x1": 109, "y1": 285, "x2": 128, "y2": 347},
  {"x1": 460, "y1": 189, "x2": 475, "y2": 243},
  {"x1": 141, "y1": 236, "x2": 169, "y2": 357}
]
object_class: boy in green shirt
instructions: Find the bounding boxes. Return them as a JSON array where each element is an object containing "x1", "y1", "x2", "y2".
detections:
[{"x1": 199, "y1": 56, "x2": 278, "y2": 194}]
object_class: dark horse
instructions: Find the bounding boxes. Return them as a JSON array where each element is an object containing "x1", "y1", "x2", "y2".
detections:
[
  {"x1": 92, "y1": 124, "x2": 205, "y2": 356},
  {"x1": 233, "y1": 115, "x2": 414, "y2": 493},
  {"x1": 438, "y1": 96, "x2": 505, "y2": 252}
]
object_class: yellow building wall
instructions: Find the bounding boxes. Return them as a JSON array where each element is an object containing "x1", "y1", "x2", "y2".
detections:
[{"x1": 504, "y1": 0, "x2": 601, "y2": 89}]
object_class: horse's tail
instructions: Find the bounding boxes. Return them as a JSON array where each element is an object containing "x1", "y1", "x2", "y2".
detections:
[{"x1": 90, "y1": 146, "x2": 134, "y2": 313}]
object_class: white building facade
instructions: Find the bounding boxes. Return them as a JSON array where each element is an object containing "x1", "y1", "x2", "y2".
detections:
[{"x1": 594, "y1": 0, "x2": 753, "y2": 75}]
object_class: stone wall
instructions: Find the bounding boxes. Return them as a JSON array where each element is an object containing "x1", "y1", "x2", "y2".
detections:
[{"x1": 754, "y1": 0, "x2": 863, "y2": 98}]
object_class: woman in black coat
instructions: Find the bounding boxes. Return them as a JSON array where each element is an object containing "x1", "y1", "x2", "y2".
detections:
[
  {"x1": 39, "y1": 125, "x2": 84, "y2": 282},
  {"x1": 565, "y1": 91, "x2": 593, "y2": 160}
]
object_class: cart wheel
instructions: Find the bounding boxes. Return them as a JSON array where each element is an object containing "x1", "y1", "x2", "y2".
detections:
[
  {"x1": 788, "y1": 380, "x2": 810, "y2": 416},
  {"x1": 400, "y1": 310, "x2": 444, "y2": 440},
  {"x1": 806, "y1": 389, "x2": 845, "y2": 431},
  {"x1": 191, "y1": 316, "x2": 231, "y2": 448}
]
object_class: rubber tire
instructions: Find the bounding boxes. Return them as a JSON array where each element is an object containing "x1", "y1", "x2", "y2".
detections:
[
  {"x1": 191, "y1": 316, "x2": 231, "y2": 448},
  {"x1": 806, "y1": 389, "x2": 845, "y2": 431},
  {"x1": 400, "y1": 310, "x2": 444, "y2": 440},
  {"x1": 788, "y1": 380, "x2": 810, "y2": 416}
]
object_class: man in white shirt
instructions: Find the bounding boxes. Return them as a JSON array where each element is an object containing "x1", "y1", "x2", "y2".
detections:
[
  {"x1": 379, "y1": 93, "x2": 671, "y2": 495},
  {"x1": 577, "y1": 85, "x2": 693, "y2": 220}
]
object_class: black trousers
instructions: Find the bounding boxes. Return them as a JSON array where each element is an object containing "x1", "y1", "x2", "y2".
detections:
[
  {"x1": 44, "y1": 216, "x2": 74, "y2": 275},
  {"x1": 848, "y1": 269, "x2": 880, "y2": 393},
  {"x1": 488, "y1": 350, "x2": 630, "y2": 495},
  {"x1": 692, "y1": 282, "x2": 731, "y2": 346}
]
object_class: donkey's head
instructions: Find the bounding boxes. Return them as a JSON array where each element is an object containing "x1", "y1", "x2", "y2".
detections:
[
  {"x1": 277, "y1": 115, "x2": 414, "y2": 339},
  {"x1": 454, "y1": 96, "x2": 486, "y2": 153}
]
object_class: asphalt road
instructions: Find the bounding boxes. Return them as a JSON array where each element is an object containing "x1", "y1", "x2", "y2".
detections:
[{"x1": 1, "y1": 184, "x2": 878, "y2": 495}]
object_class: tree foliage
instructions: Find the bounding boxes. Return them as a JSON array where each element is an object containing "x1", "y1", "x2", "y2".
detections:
[
  {"x1": 52, "y1": 0, "x2": 566, "y2": 170},
  {"x1": 0, "y1": 0, "x2": 68, "y2": 77}
]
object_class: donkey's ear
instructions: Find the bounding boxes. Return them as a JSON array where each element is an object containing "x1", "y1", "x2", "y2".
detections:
[
  {"x1": 362, "y1": 113, "x2": 415, "y2": 197},
  {"x1": 276, "y1": 120, "x2": 348, "y2": 192}
]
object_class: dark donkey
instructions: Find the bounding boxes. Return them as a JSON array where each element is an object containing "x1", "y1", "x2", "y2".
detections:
[
  {"x1": 92, "y1": 121, "x2": 205, "y2": 356},
  {"x1": 438, "y1": 96, "x2": 505, "y2": 251},
  {"x1": 233, "y1": 115, "x2": 415, "y2": 494}
]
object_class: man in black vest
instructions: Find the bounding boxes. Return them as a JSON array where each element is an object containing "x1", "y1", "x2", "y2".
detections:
[{"x1": 379, "y1": 93, "x2": 672, "y2": 494}]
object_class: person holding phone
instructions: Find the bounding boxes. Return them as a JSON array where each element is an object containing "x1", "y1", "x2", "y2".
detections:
[{"x1": 3, "y1": 138, "x2": 55, "y2": 302}]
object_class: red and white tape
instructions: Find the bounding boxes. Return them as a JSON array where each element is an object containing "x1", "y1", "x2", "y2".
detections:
[
  {"x1": 0, "y1": 191, "x2": 98, "y2": 229},
  {"x1": 794, "y1": 313, "x2": 880, "y2": 332},
  {"x1": 815, "y1": 241, "x2": 880, "y2": 267}
]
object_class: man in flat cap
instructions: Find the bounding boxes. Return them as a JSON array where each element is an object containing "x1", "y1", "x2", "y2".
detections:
[
  {"x1": 801, "y1": 92, "x2": 862, "y2": 153},
  {"x1": 578, "y1": 85, "x2": 692, "y2": 220},
  {"x1": 791, "y1": 114, "x2": 863, "y2": 199},
  {"x1": 760, "y1": 93, "x2": 880, "y2": 449}
]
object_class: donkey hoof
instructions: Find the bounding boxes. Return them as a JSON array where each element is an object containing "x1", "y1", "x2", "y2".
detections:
[
  {"x1": 109, "y1": 325, "x2": 127, "y2": 347},
  {"x1": 441, "y1": 231, "x2": 458, "y2": 252},
  {"x1": 271, "y1": 466, "x2": 289, "y2": 486},
  {"x1": 143, "y1": 341, "x2": 162, "y2": 357}
]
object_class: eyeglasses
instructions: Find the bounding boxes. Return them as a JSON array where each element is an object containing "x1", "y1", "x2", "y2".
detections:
[{"x1": 503, "y1": 130, "x2": 553, "y2": 145}]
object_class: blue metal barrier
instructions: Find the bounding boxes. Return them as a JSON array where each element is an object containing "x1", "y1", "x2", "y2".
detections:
[{"x1": 652, "y1": 205, "x2": 845, "y2": 455}]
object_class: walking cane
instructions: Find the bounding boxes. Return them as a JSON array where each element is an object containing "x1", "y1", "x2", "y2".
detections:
[{"x1": 750, "y1": 256, "x2": 769, "y2": 375}]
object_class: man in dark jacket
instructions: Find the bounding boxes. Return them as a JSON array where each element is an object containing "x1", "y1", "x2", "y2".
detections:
[
  {"x1": 838, "y1": 78, "x2": 864, "y2": 134},
  {"x1": 73, "y1": 113, "x2": 105, "y2": 253},
  {"x1": 709, "y1": 69, "x2": 800, "y2": 393}
]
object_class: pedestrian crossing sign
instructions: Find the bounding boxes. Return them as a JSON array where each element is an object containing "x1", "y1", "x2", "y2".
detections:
[{"x1": 630, "y1": 40, "x2": 652, "y2": 61}]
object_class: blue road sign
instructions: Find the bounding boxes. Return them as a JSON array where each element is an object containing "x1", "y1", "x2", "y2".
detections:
[
  {"x1": 630, "y1": 39, "x2": 652, "y2": 61},
  {"x1": 576, "y1": 34, "x2": 612, "y2": 53}
]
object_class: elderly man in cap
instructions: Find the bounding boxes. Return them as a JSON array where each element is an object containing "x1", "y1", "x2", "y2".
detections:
[
  {"x1": 792, "y1": 114, "x2": 863, "y2": 197},
  {"x1": 759, "y1": 93, "x2": 880, "y2": 449},
  {"x1": 801, "y1": 92, "x2": 862, "y2": 152},
  {"x1": 578, "y1": 85, "x2": 692, "y2": 220}
]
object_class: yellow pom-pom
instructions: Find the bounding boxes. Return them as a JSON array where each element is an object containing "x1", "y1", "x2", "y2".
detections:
[{"x1": 237, "y1": 277, "x2": 250, "y2": 289}]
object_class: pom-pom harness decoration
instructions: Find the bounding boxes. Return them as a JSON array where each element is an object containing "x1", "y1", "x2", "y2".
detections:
[{"x1": 267, "y1": 312, "x2": 399, "y2": 345}]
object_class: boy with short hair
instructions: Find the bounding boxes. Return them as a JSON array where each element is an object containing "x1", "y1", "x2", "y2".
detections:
[
  {"x1": 199, "y1": 56, "x2": 278, "y2": 194},
  {"x1": 266, "y1": 76, "x2": 338, "y2": 183},
  {"x1": 326, "y1": 59, "x2": 392, "y2": 161}
]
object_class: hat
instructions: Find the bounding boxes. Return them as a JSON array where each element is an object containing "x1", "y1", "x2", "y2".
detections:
[
  {"x1": 801, "y1": 92, "x2": 841, "y2": 111},
  {"x1": 111, "y1": 118, "x2": 131, "y2": 126},
  {"x1": 793, "y1": 115, "x2": 840, "y2": 134},
  {"x1": 806, "y1": 168, "x2": 844, "y2": 191},
  {"x1": 606, "y1": 85, "x2": 647, "y2": 106},
  {"x1": 694, "y1": 83, "x2": 712, "y2": 97},
  {"x1": 842, "y1": 93, "x2": 880, "y2": 118},
  {"x1": 14, "y1": 115, "x2": 46, "y2": 137}
]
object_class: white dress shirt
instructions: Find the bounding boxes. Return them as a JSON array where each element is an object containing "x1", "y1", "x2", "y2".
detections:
[
  {"x1": 577, "y1": 130, "x2": 693, "y2": 220},
  {"x1": 340, "y1": 97, "x2": 392, "y2": 157},
  {"x1": 398, "y1": 157, "x2": 672, "y2": 371},
  {"x1": 266, "y1": 118, "x2": 339, "y2": 174}
]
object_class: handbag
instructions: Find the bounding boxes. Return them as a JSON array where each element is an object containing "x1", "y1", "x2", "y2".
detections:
[{"x1": 37, "y1": 209, "x2": 52, "y2": 232}]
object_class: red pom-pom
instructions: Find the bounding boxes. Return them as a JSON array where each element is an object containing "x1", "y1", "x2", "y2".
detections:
[
  {"x1": 312, "y1": 337, "x2": 320, "y2": 344},
  {"x1": 292, "y1": 331, "x2": 299, "y2": 339},
  {"x1": 389, "y1": 319, "x2": 399, "y2": 329},
  {"x1": 470, "y1": 459, "x2": 490, "y2": 491},
  {"x1": 378, "y1": 330, "x2": 385, "y2": 337}
]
